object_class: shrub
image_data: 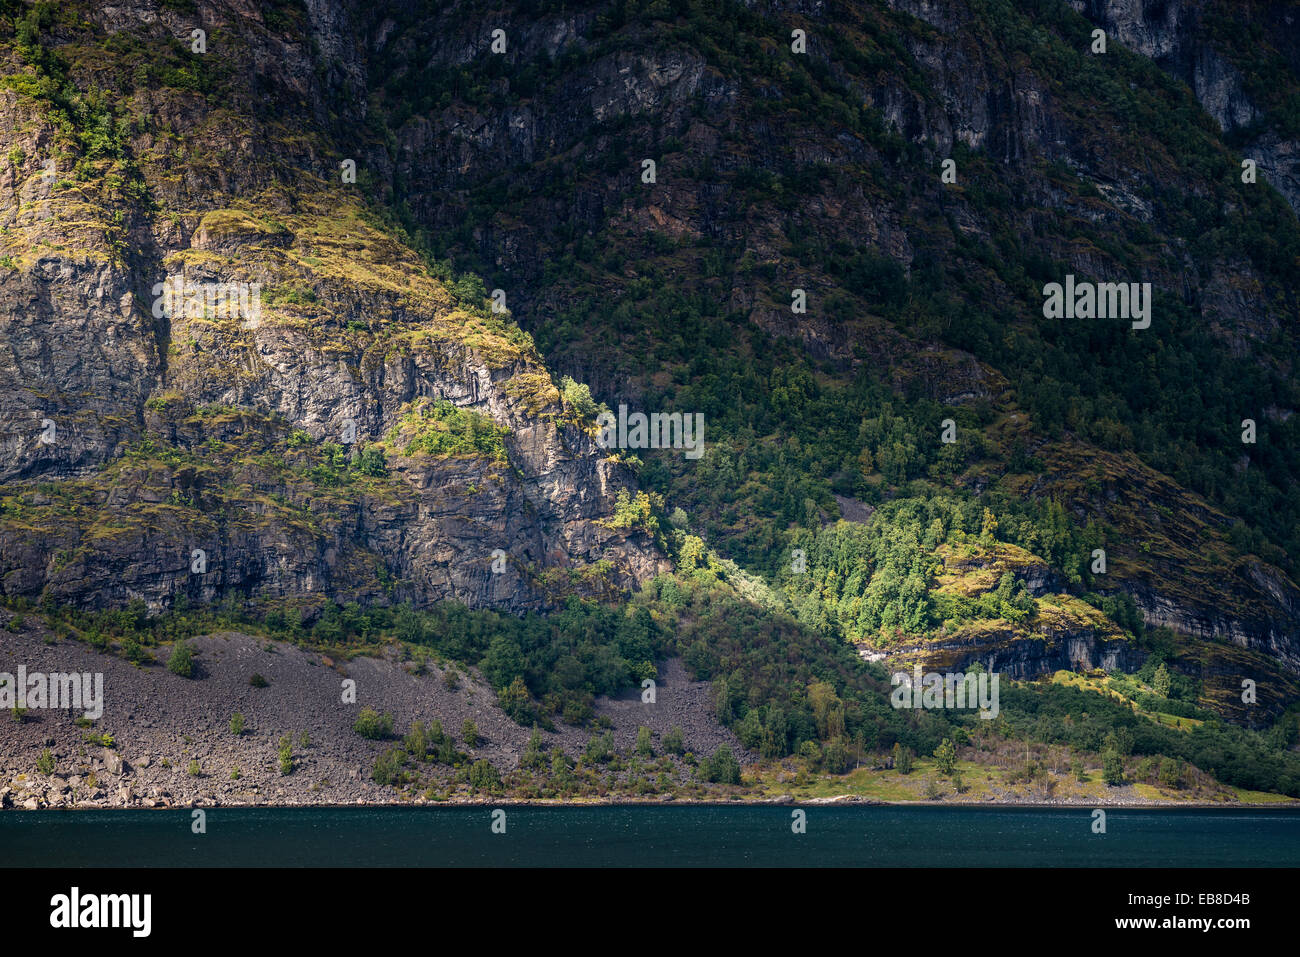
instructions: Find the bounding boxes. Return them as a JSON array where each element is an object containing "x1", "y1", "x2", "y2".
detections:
[
  {"x1": 584, "y1": 732, "x2": 614, "y2": 764},
  {"x1": 373, "y1": 748, "x2": 404, "y2": 786},
  {"x1": 468, "y1": 759, "x2": 501, "y2": 792},
  {"x1": 559, "y1": 375, "x2": 604, "y2": 420},
  {"x1": 1158, "y1": 757, "x2": 1184, "y2": 789},
  {"x1": 353, "y1": 707, "x2": 394, "y2": 740},
  {"x1": 229, "y1": 713, "x2": 245, "y2": 736},
  {"x1": 121, "y1": 637, "x2": 148, "y2": 664},
  {"x1": 704, "y1": 745, "x2": 741, "y2": 785},
  {"x1": 662, "y1": 725, "x2": 685, "y2": 755},
  {"x1": 934, "y1": 738, "x2": 957, "y2": 775},
  {"x1": 166, "y1": 641, "x2": 196, "y2": 678}
]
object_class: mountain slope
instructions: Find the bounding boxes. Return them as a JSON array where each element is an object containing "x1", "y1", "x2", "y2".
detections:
[
  {"x1": 2, "y1": 0, "x2": 1300, "y2": 801},
  {"x1": 0, "y1": 0, "x2": 665, "y2": 615},
  {"x1": 348, "y1": 0, "x2": 1300, "y2": 686}
]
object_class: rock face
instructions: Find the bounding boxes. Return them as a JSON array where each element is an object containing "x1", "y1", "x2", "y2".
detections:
[
  {"x1": 886, "y1": 622, "x2": 1145, "y2": 682},
  {"x1": 1068, "y1": 0, "x2": 1300, "y2": 215},
  {"x1": 0, "y1": 1, "x2": 668, "y2": 616}
]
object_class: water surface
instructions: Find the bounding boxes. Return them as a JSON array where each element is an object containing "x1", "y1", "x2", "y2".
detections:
[{"x1": 3, "y1": 805, "x2": 1295, "y2": 867}]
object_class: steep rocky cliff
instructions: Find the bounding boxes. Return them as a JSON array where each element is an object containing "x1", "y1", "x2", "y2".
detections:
[
  {"x1": 0, "y1": 0, "x2": 666, "y2": 615},
  {"x1": 1, "y1": 0, "x2": 1298, "y2": 705},
  {"x1": 1068, "y1": 0, "x2": 1300, "y2": 215}
]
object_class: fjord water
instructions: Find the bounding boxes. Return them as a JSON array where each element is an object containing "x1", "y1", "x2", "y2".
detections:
[{"x1": 2, "y1": 806, "x2": 1297, "y2": 867}]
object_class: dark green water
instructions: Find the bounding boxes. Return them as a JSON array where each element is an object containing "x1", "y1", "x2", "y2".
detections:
[{"x1": 2, "y1": 805, "x2": 1296, "y2": 867}]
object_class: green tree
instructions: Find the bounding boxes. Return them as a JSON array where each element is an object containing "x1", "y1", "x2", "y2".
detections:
[
  {"x1": 166, "y1": 640, "x2": 196, "y2": 678},
  {"x1": 1152, "y1": 662, "x2": 1172, "y2": 699},
  {"x1": 934, "y1": 738, "x2": 957, "y2": 775},
  {"x1": 522, "y1": 726, "x2": 547, "y2": 770},
  {"x1": 1105, "y1": 728, "x2": 1135, "y2": 756},
  {"x1": 468, "y1": 759, "x2": 501, "y2": 792},
  {"x1": 705, "y1": 745, "x2": 741, "y2": 785},
  {"x1": 497, "y1": 675, "x2": 532, "y2": 722},
  {"x1": 353, "y1": 707, "x2": 392, "y2": 743},
  {"x1": 662, "y1": 725, "x2": 685, "y2": 755},
  {"x1": 373, "y1": 748, "x2": 403, "y2": 786},
  {"x1": 353, "y1": 707, "x2": 394, "y2": 740},
  {"x1": 1158, "y1": 756, "x2": 1183, "y2": 789},
  {"x1": 893, "y1": 742, "x2": 913, "y2": 775},
  {"x1": 461, "y1": 719, "x2": 478, "y2": 749},
  {"x1": 636, "y1": 726, "x2": 653, "y2": 757},
  {"x1": 559, "y1": 375, "x2": 603, "y2": 420},
  {"x1": 584, "y1": 732, "x2": 613, "y2": 764},
  {"x1": 479, "y1": 635, "x2": 525, "y2": 689},
  {"x1": 822, "y1": 737, "x2": 848, "y2": 774},
  {"x1": 736, "y1": 710, "x2": 764, "y2": 751},
  {"x1": 353, "y1": 443, "x2": 387, "y2": 476},
  {"x1": 278, "y1": 735, "x2": 294, "y2": 776},
  {"x1": 550, "y1": 751, "x2": 573, "y2": 788},
  {"x1": 229, "y1": 712, "x2": 245, "y2": 736},
  {"x1": 1102, "y1": 749, "x2": 1125, "y2": 786}
]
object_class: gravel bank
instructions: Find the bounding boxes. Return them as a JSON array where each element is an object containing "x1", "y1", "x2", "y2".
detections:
[{"x1": 0, "y1": 619, "x2": 746, "y2": 809}]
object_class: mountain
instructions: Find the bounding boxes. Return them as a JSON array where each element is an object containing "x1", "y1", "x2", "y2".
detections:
[{"x1": 1, "y1": 0, "x2": 1299, "y2": 807}]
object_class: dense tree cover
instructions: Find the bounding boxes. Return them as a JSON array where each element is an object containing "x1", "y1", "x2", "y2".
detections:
[
  {"x1": 653, "y1": 567, "x2": 966, "y2": 763},
  {"x1": 312, "y1": 597, "x2": 661, "y2": 728},
  {"x1": 778, "y1": 492, "x2": 1094, "y2": 644},
  {"x1": 812, "y1": 235, "x2": 1300, "y2": 579}
]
